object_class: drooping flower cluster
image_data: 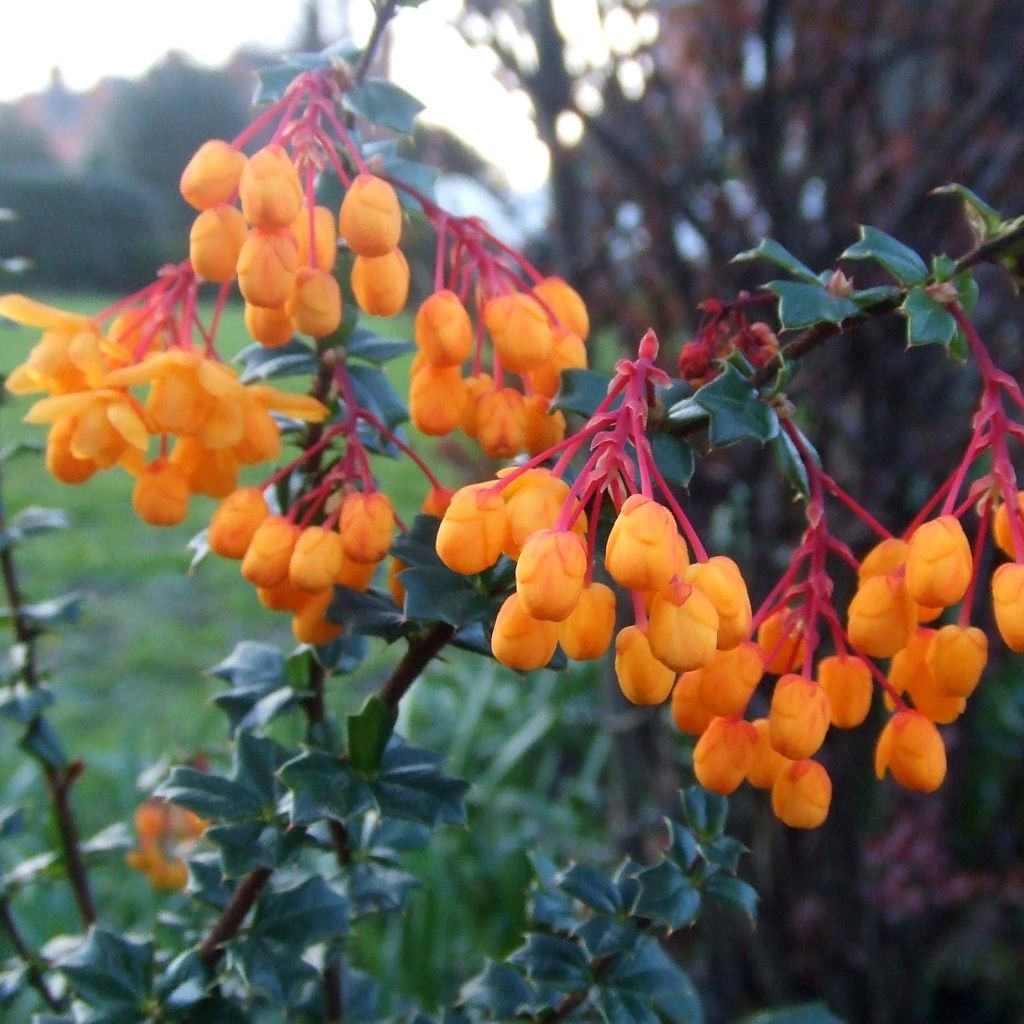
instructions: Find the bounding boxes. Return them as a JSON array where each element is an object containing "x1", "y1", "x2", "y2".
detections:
[{"x1": 125, "y1": 798, "x2": 206, "y2": 891}]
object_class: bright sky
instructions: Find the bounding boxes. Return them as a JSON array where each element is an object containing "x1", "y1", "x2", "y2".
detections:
[{"x1": 1, "y1": 0, "x2": 561, "y2": 192}]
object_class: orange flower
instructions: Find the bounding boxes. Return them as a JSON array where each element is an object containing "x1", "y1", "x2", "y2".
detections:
[
  {"x1": 559, "y1": 582, "x2": 616, "y2": 661},
  {"x1": 771, "y1": 760, "x2": 831, "y2": 828},
  {"x1": 491, "y1": 593, "x2": 558, "y2": 671},
  {"x1": 874, "y1": 710, "x2": 946, "y2": 792},
  {"x1": 351, "y1": 250, "x2": 410, "y2": 317},
  {"x1": 693, "y1": 717, "x2": 758, "y2": 795},
  {"x1": 646, "y1": 579, "x2": 719, "y2": 673},
  {"x1": 208, "y1": 488, "x2": 270, "y2": 559},
  {"x1": 179, "y1": 139, "x2": 246, "y2": 210},
  {"x1": 605, "y1": 494, "x2": 683, "y2": 593},
  {"x1": 132, "y1": 459, "x2": 190, "y2": 526},
  {"x1": 515, "y1": 529, "x2": 588, "y2": 622},
  {"x1": 239, "y1": 145, "x2": 303, "y2": 229},
  {"x1": 415, "y1": 290, "x2": 474, "y2": 367},
  {"x1": 436, "y1": 483, "x2": 508, "y2": 575},
  {"x1": 817, "y1": 655, "x2": 872, "y2": 728},
  {"x1": 614, "y1": 625, "x2": 675, "y2": 705},
  {"x1": 339, "y1": 174, "x2": 402, "y2": 257},
  {"x1": 768, "y1": 673, "x2": 830, "y2": 760},
  {"x1": 905, "y1": 516, "x2": 972, "y2": 608}
]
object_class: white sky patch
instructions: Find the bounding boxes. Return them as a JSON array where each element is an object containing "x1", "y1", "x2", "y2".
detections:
[{"x1": 2, "y1": 0, "x2": 551, "y2": 193}]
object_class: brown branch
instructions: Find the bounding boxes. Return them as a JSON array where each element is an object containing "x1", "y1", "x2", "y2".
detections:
[
  {"x1": 197, "y1": 866, "x2": 273, "y2": 965},
  {"x1": 324, "y1": 956, "x2": 343, "y2": 1024},
  {"x1": 0, "y1": 464, "x2": 95, "y2": 927},
  {"x1": 353, "y1": 0, "x2": 398, "y2": 84},
  {"x1": 0, "y1": 896, "x2": 63, "y2": 1011},
  {"x1": 378, "y1": 622, "x2": 456, "y2": 709}
]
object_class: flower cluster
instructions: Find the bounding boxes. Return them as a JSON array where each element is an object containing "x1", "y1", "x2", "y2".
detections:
[{"x1": 125, "y1": 798, "x2": 206, "y2": 891}]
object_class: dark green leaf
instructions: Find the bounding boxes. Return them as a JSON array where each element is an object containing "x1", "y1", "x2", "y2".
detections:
[
  {"x1": 16, "y1": 592, "x2": 83, "y2": 628},
  {"x1": 731, "y1": 239, "x2": 819, "y2": 284},
  {"x1": 58, "y1": 928, "x2": 151, "y2": 1009},
  {"x1": 738, "y1": 1003, "x2": 845, "y2": 1024},
  {"x1": 768, "y1": 282, "x2": 859, "y2": 330},
  {"x1": 634, "y1": 860, "x2": 701, "y2": 929},
  {"x1": 771, "y1": 428, "x2": 810, "y2": 499},
  {"x1": 206, "y1": 821, "x2": 296, "y2": 877},
  {"x1": 81, "y1": 823, "x2": 133, "y2": 856},
  {"x1": 693, "y1": 365, "x2": 778, "y2": 447},
  {"x1": 253, "y1": 63, "x2": 305, "y2": 106},
  {"x1": 0, "y1": 805, "x2": 23, "y2": 841},
  {"x1": 209, "y1": 642, "x2": 285, "y2": 688},
  {"x1": 343, "y1": 79, "x2": 424, "y2": 134},
  {"x1": 329, "y1": 586, "x2": 410, "y2": 641},
  {"x1": 313, "y1": 633, "x2": 371, "y2": 676},
  {"x1": 156, "y1": 767, "x2": 264, "y2": 821},
  {"x1": 347, "y1": 363, "x2": 408, "y2": 430},
  {"x1": 511, "y1": 934, "x2": 589, "y2": 990},
  {"x1": 391, "y1": 514, "x2": 445, "y2": 568},
  {"x1": 704, "y1": 835, "x2": 747, "y2": 874},
  {"x1": 252, "y1": 875, "x2": 349, "y2": 946},
  {"x1": 932, "y1": 183, "x2": 1004, "y2": 241},
  {"x1": 232, "y1": 731, "x2": 291, "y2": 809},
  {"x1": 348, "y1": 695, "x2": 398, "y2": 774},
  {"x1": 576, "y1": 916, "x2": 641, "y2": 959},
  {"x1": 377, "y1": 156, "x2": 438, "y2": 210},
  {"x1": 278, "y1": 749, "x2": 373, "y2": 825},
  {"x1": 665, "y1": 822, "x2": 700, "y2": 872},
  {"x1": 0, "y1": 965, "x2": 26, "y2": 1007},
  {"x1": 681, "y1": 787, "x2": 728, "y2": 839},
  {"x1": 20, "y1": 716, "x2": 66, "y2": 768},
  {"x1": 556, "y1": 863, "x2": 623, "y2": 914},
  {"x1": 186, "y1": 854, "x2": 236, "y2": 910},
  {"x1": 705, "y1": 874, "x2": 758, "y2": 923},
  {"x1": 0, "y1": 682, "x2": 53, "y2": 724},
  {"x1": 235, "y1": 339, "x2": 315, "y2": 383},
  {"x1": 551, "y1": 369, "x2": 614, "y2": 418},
  {"x1": 346, "y1": 326, "x2": 415, "y2": 363},
  {"x1": 901, "y1": 287, "x2": 957, "y2": 348},
  {"x1": 3, "y1": 850, "x2": 57, "y2": 888},
  {"x1": 460, "y1": 962, "x2": 537, "y2": 1018},
  {"x1": 400, "y1": 566, "x2": 496, "y2": 626},
  {"x1": 156, "y1": 950, "x2": 210, "y2": 1011},
  {"x1": 650, "y1": 434, "x2": 696, "y2": 487},
  {"x1": 9, "y1": 506, "x2": 70, "y2": 537},
  {"x1": 348, "y1": 861, "x2": 419, "y2": 916},
  {"x1": 841, "y1": 225, "x2": 928, "y2": 285},
  {"x1": 850, "y1": 285, "x2": 901, "y2": 307},
  {"x1": 229, "y1": 934, "x2": 319, "y2": 1007},
  {"x1": 371, "y1": 740, "x2": 469, "y2": 827},
  {"x1": 603, "y1": 936, "x2": 703, "y2": 1024}
]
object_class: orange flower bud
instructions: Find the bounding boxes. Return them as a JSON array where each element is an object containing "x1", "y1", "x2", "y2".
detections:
[
  {"x1": 189, "y1": 204, "x2": 247, "y2": 283},
  {"x1": 239, "y1": 145, "x2": 303, "y2": 229},
  {"x1": 233, "y1": 398, "x2": 281, "y2": 465},
  {"x1": 647, "y1": 579, "x2": 719, "y2": 672},
  {"x1": 132, "y1": 459, "x2": 189, "y2": 526},
  {"x1": 289, "y1": 526, "x2": 344, "y2": 592},
  {"x1": 533, "y1": 276, "x2": 589, "y2": 340},
  {"x1": 244, "y1": 303, "x2": 294, "y2": 348},
  {"x1": 415, "y1": 290, "x2": 474, "y2": 367},
  {"x1": 491, "y1": 593, "x2": 558, "y2": 671},
  {"x1": 389, "y1": 556, "x2": 407, "y2": 608},
  {"x1": 559, "y1": 582, "x2": 616, "y2": 660},
  {"x1": 857, "y1": 537, "x2": 908, "y2": 584},
  {"x1": 768, "y1": 673, "x2": 830, "y2": 760},
  {"x1": 991, "y1": 562, "x2": 1024, "y2": 652},
  {"x1": 670, "y1": 671, "x2": 715, "y2": 736},
  {"x1": 874, "y1": 710, "x2": 946, "y2": 792},
  {"x1": 746, "y1": 718, "x2": 788, "y2": 789},
  {"x1": 485, "y1": 293, "x2": 554, "y2": 373},
  {"x1": 257, "y1": 578, "x2": 310, "y2": 613},
  {"x1": 527, "y1": 330, "x2": 588, "y2": 398},
  {"x1": 756, "y1": 607, "x2": 806, "y2": 674},
  {"x1": 693, "y1": 716, "x2": 758, "y2": 795},
  {"x1": 476, "y1": 387, "x2": 526, "y2": 459},
  {"x1": 339, "y1": 173, "x2": 402, "y2": 257},
  {"x1": 336, "y1": 551, "x2": 378, "y2": 591},
  {"x1": 502, "y1": 472, "x2": 580, "y2": 560},
  {"x1": 684, "y1": 556, "x2": 751, "y2": 649},
  {"x1": 293, "y1": 205, "x2": 338, "y2": 271},
  {"x1": 170, "y1": 438, "x2": 239, "y2": 498},
  {"x1": 241, "y1": 515, "x2": 301, "y2": 588},
  {"x1": 410, "y1": 364, "x2": 466, "y2": 436},
  {"x1": 697, "y1": 641, "x2": 763, "y2": 717},
  {"x1": 436, "y1": 483, "x2": 508, "y2": 574},
  {"x1": 515, "y1": 529, "x2": 588, "y2": 622},
  {"x1": 905, "y1": 515, "x2": 972, "y2": 608},
  {"x1": 422, "y1": 485, "x2": 454, "y2": 519},
  {"x1": 523, "y1": 395, "x2": 566, "y2": 455},
  {"x1": 46, "y1": 418, "x2": 98, "y2": 484},
  {"x1": 459, "y1": 372, "x2": 494, "y2": 438},
  {"x1": 605, "y1": 494, "x2": 683, "y2": 593},
  {"x1": 926, "y1": 624, "x2": 987, "y2": 697},
  {"x1": 286, "y1": 266, "x2": 343, "y2": 338},
  {"x1": 890, "y1": 627, "x2": 965, "y2": 724},
  {"x1": 614, "y1": 624, "x2": 676, "y2": 705},
  {"x1": 208, "y1": 488, "x2": 270, "y2": 559},
  {"x1": 180, "y1": 139, "x2": 245, "y2": 210},
  {"x1": 817, "y1": 654, "x2": 872, "y2": 728},
  {"x1": 352, "y1": 249, "x2": 410, "y2": 317},
  {"x1": 134, "y1": 801, "x2": 167, "y2": 842},
  {"x1": 993, "y1": 492, "x2": 1024, "y2": 559},
  {"x1": 340, "y1": 491, "x2": 395, "y2": 564},
  {"x1": 151, "y1": 859, "x2": 189, "y2": 892},
  {"x1": 847, "y1": 574, "x2": 916, "y2": 657},
  {"x1": 237, "y1": 227, "x2": 299, "y2": 309},
  {"x1": 771, "y1": 760, "x2": 831, "y2": 828},
  {"x1": 292, "y1": 587, "x2": 343, "y2": 646}
]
